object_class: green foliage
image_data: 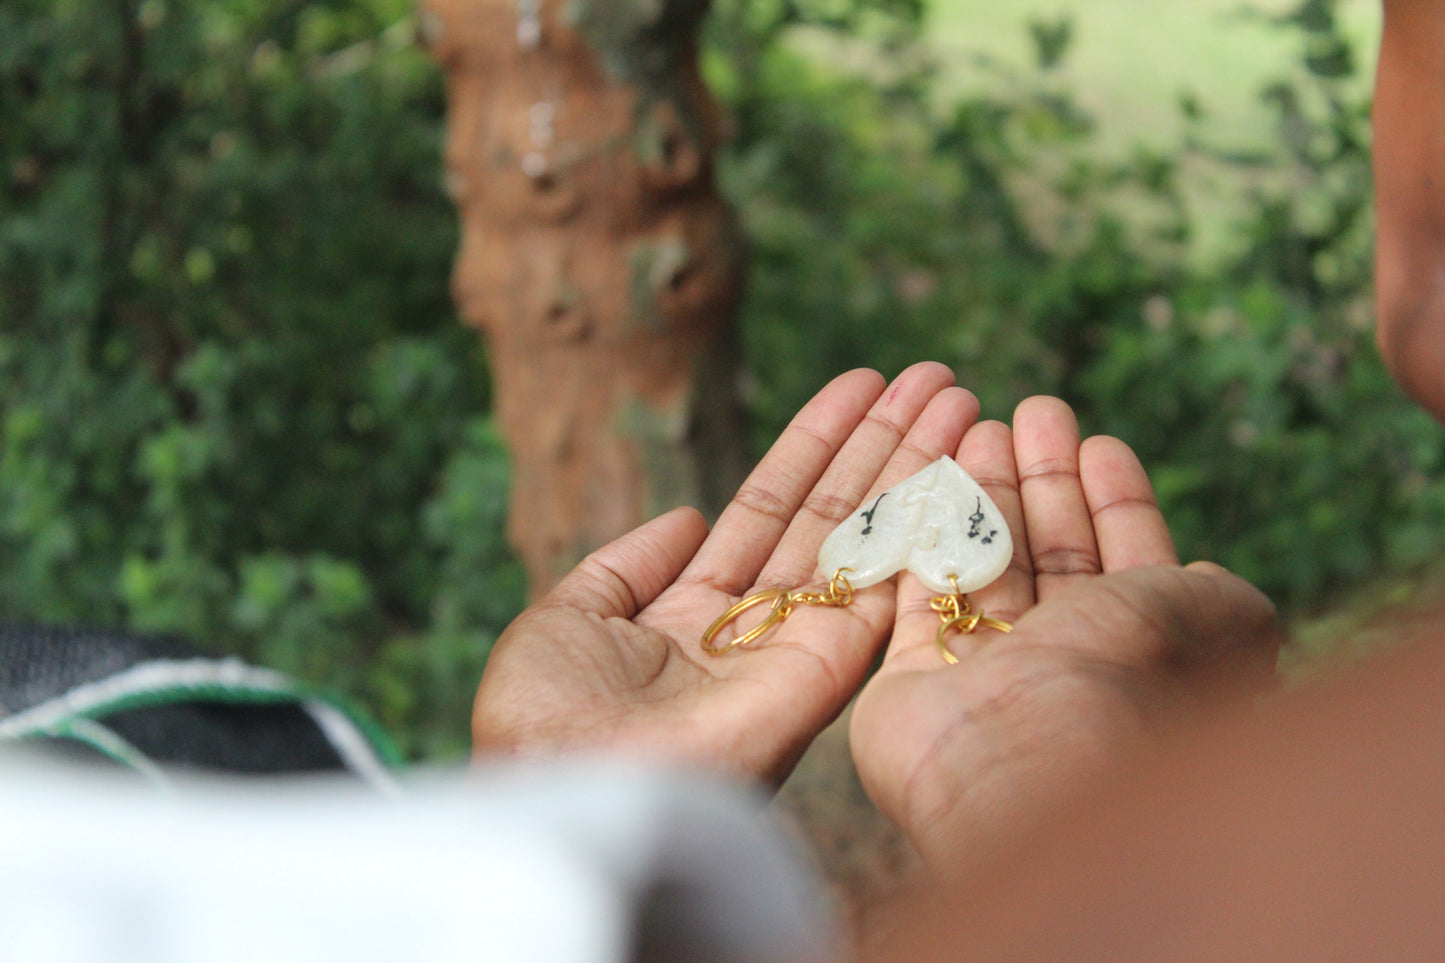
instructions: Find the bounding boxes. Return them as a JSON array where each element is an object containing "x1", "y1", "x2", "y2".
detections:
[
  {"x1": 712, "y1": 0, "x2": 1445, "y2": 612},
  {"x1": 0, "y1": 0, "x2": 522, "y2": 760}
]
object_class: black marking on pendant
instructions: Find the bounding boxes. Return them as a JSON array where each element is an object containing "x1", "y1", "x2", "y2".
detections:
[
  {"x1": 859, "y1": 492, "x2": 887, "y2": 536},
  {"x1": 968, "y1": 496, "x2": 998, "y2": 544}
]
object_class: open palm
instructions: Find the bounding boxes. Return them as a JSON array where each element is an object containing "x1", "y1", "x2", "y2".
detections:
[{"x1": 850, "y1": 397, "x2": 1282, "y2": 874}]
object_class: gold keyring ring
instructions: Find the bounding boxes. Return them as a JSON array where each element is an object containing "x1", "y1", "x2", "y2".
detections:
[
  {"x1": 700, "y1": 589, "x2": 792, "y2": 655},
  {"x1": 934, "y1": 610, "x2": 1013, "y2": 665},
  {"x1": 977, "y1": 615, "x2": 1014, "y2": 634}
]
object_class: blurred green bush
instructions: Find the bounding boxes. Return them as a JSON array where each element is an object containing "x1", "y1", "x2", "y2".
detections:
[
  {"x1": 0, "y1": 0, "x2": 521, "y2": 759},
  {"x1": 3, "y1": 0, "x2": 1442, "y2": 758}
]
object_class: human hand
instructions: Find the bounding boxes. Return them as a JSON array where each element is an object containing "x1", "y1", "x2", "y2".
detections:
[
  {"x1": 849, "y1": 397, "x2": 1282, "y2": 877},
  {"x1": 472, "y1": 363, "x2": 982, "y2": 785}
]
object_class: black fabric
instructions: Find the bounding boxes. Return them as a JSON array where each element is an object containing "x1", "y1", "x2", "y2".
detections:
[
  {"x1": 103, "y1": 701, "x2": 347, "y2": 774},
  {"x1": 0, "y1": 623, "x2": 353, "y2": 776},
  {"x1": 0, "y1": 623, "x2": 202, "y2": 714}
]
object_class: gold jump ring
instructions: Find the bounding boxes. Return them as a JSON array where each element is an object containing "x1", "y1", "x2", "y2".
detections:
[{"x1": 934, "y1": 603, "x2": 1012, "y2": 665}]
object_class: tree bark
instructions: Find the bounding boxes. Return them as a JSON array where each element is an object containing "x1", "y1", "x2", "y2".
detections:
[{"x1": 421, "y1": 0, "x2": 749, "y2": 596}]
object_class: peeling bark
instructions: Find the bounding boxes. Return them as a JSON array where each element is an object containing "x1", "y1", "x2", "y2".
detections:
[{"x1": 421, "y1": 0, "x2": 749, "y2": 595}]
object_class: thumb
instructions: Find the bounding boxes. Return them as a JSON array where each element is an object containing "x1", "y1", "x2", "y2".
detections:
[
  {"x1": 544, "y1": 507, "x2": 710, "y2": 618},
  {"x1": 1016, "y1": 564, "x2": 1281, "y2": 687},
  {"x1": 1169, "y1": 562, "x2": 1282, "y2": 686}
]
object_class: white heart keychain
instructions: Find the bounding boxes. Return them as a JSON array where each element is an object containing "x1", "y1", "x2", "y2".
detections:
[
  {"x1": 817, "y1": 456, "x2": 1012, "y2": 595},
  {"x1": 702, "y1": 456, "x2": 1013, "y2": 663}
]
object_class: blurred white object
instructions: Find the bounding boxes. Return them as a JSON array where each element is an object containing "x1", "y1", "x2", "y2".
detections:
[{"x1": 0, "y1": 754, "x2": 835, "y2": 963}]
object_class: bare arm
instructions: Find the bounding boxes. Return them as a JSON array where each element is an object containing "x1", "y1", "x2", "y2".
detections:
[
  {"x1": 863, "y1": 619, "x2": 1445, "y2": 963},
  {"x1": 1374, "y1": 0, "x2": 1445, "y2": 421}
]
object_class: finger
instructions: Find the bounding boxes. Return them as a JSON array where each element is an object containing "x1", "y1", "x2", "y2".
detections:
[
  {"x1": 858, "y1": 385, "x2": 982, "y2": 495},
  {"x1": 761, "y1": 382, "x2": 980, "y2": 590},
  {"x1": 545, "y1": 507, "x2": 710, "y2": 618},
  {"x1": 681, "y1": 368, "x2": 889, "y2": 595},
  {"x1": 957, "y1": 419, "x2": 1032, "y2": 621},
  {"x1": 1179, "y1": 562, "x2": 1282, "y2": 688},
  {"x1": 1010, "y1": 564, "x2": 1281, "y2": 688},
  {"x1": 1013, "y1": 396, "x2": 1101, "y2": 599},
  {"x1": 1079, "y1": 435, "x2": 1179, "y2": 570},
  {"x1": 879, "y1": 419, "x2": 1025, "y2": 673},
  {"x1": 690, "y1": 361, "x2": 956, "y2": 595}
]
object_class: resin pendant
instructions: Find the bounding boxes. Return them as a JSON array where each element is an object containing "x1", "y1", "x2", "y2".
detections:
[{"x1": 817, "y1": 456, "x2": 1012, "y2": 595}]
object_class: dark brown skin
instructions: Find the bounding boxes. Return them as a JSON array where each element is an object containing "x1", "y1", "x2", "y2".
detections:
[
  {"x1": 863, "y1": 628, "x2": 1445, "y2": 963},
  {"x1": 1374, "y1": 0, "x2": 1445, "y2": 421}
]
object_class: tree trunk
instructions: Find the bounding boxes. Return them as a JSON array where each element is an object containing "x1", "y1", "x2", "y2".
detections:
[{"x1": 420, "y1": 0, "x2": 749, "y2": 596}]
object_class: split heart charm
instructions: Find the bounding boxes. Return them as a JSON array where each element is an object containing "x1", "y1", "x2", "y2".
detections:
[
  {"x1": 817, "y1": 456, "x2": 1013, "y2": 595},
  {"x1": 702, "y1": 456, "x2": 1013, "y2": 661}
]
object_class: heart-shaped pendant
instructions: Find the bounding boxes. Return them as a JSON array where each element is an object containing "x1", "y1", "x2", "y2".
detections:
[
  {"x1": 701, "y1": 456, "x2": 1013, "y2": 657},
  {"x1": 817, "y1": 456, "x2": 1012, "y2": 595}
]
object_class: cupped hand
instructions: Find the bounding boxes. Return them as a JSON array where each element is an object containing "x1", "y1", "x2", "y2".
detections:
[
  {"x1": 472, "y1": 363, "x2": 981, "y2": 786},
  {"x1": 850, "y1": 397, "x2": 1282, "y2": 876}
]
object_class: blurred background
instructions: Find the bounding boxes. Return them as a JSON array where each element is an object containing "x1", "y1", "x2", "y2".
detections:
[{"x1": 2, "y1": 0, "x2": 1435, "y2": 761}]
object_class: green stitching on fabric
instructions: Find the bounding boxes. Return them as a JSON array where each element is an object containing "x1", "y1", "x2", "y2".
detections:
[{"x1": 0, "y1": 658, "x2": 403, "y2": 774}]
